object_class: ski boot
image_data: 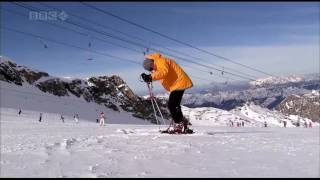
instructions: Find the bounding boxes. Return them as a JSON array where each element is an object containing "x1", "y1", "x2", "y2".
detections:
[
  {"x1": 182, "y1": 117, "x2": 193, "y2": 134},
  {"x1": 161, "y1": 118, "x2": 194, "y2": 134},
  {"x1": 161, "y1": 121, "x2": 183, "y2": 134}
]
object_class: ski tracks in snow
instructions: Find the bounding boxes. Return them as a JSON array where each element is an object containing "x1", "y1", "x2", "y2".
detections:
[
  {"x1": 30, "y1": 128, "x2": 208, "y2": 177},
  {"x1": 39, "y1": 135, "x2": 123, "y2": 177},
  {"x1": 1, "y1": 125, "x2": 319, "y2": 177}
]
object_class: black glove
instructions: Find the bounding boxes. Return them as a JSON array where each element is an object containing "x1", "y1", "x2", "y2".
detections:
[{"x1": 141, "y1": 73, "x2": 152, "y2": 82}]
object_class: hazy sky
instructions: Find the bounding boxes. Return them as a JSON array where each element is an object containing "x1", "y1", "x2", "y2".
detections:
[{"x1": 1, "y1": 2, "x2": 319, "y2": 94}]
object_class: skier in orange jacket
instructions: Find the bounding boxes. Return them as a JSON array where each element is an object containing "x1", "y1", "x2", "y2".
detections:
[{"x1": 141, "y1": 53, "x2": 193, "y2": 133}]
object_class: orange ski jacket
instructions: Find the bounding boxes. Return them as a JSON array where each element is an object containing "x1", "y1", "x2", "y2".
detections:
[{"x1": 145, "y1": 53, "x2": 193, "y2": 92}]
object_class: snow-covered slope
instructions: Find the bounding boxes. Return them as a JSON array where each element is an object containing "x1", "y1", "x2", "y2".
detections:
[
  {"x1": 182, "y1": 106, "x2": 249, "y2": 127},
  {"x1": 182, "y1": 103, "x2": 319, "y2": 128},
  {"x1": 1, "y1": 108, "x2": 319, "y2": 178},
  {"x1": 231, "y1": 103, "x2": 312, "y2": 127},
  {"x1": 0, "y1": 81, "x2": 150, "y2": 125}
]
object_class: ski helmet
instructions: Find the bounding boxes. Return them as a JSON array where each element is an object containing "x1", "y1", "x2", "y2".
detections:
[{"x1": 143, "y1": 58, "x2": 154, "y2": 71}]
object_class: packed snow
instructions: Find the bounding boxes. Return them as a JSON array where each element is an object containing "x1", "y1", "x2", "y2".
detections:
[{"x1": 1, "y1": 108, "x2": 319, "y2": 178}]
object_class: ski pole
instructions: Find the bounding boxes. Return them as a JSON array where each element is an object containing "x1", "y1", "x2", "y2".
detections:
[
  {"x1": 147, "y1": 82, "x2": 166, "y2": 126},
  {"x1": 147, "y1": 82, "x2": 160, "y2": 129}
]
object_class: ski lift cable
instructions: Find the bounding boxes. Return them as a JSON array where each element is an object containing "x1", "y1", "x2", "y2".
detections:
[
  {"x1": 38, "y1": 2, "x2": 152, "y2": 48},
  {"x1": 14, "y1": 2, "x2": 255, "y2": 81},
  {"x1": 3, "y1": 7, "x2": 143, "y2": 55},
  {"x1": 37, "y1": 37, "x2": 48, "y2": 49},
  {"x1": 3, "y1": 7, "x2": 213, "y2": 83},
  {"x1": 11, "y1": 2, "x2": 256, "y2": 82},
  {"x1": 2, "y1": 26, "x2": 209, "y2": 84},
  {"x1": 80, "y1": 2, "x2": 279, "y2": 78},
  {"x1": 32, "y1": 2, "x2": 257, "y2": 81},
  {"x1": 13, "y1": 2, "x2": 154, "y2": 53},
  {"x1": 39, "y1": 2, "x2": 257, "y2": 80},
  {"x1": 5, "y1": 3, "x2": 219, "y2": 78},
  {"x1": 1, "y1": 26, "x2": 141, "y2": 65},
  {"x1": 39, "y1": 1, "x2": 156, "y2": 56},
  {"x1": 38, "y1": 3, "x2": 197, "y2": 57}
]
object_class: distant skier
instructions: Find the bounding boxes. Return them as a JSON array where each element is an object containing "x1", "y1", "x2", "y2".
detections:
[
  {"x1": 228, "y1": 120, "x2": 232, "y2": 127},
  {"x1": 141, "y1": 52, "x2": 193, "y2": 133},
  {"x1": 39, "y1": 113, "x2": 42, "y2": 122},
  {"x1": 99, "y1": 112, "x2": 105, "y2": 126},
  {"x1": 283, "y1": 121, "x2": 287, "y2": 128},
  {"x1": 230, "y1": 120, "x2": 234, "y2": 127},
  {"x1": 241, "y1": 121, "x2": 244, "y2": 127},
  {"x1": 264, "y1": 121, "x2": 267, "y2": 127},
  {"x1": 304, "y1": 121, "x2": 308, "y2": 128},
  {"x1": 18, "y1": 108, "x2": 22, "y2": 116},
  {"x1": 309, "y1": 121, "x2": 312, "y2": 128},
  {"x1": 74, "y1": 114, "x2": 79, "y2": 123},
  {"x1": 60, "y1": 114, "x2": 65, "y2": 123}
]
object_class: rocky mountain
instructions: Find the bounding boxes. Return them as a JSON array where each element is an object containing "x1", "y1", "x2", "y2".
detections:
[
  {"x1": 0, "y1": 58, "x2": 49, "y2": 86},
  {"x1": 0, "y1": 56, "x2": 170, "y2": 123},
  {"x1": 276, "y1": 90, "x2": 320, "y2": 122}
]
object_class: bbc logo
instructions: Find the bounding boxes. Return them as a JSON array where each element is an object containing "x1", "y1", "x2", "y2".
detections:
[{"x1": 29, "y1": 11, "x2": 68, "y2": 21}]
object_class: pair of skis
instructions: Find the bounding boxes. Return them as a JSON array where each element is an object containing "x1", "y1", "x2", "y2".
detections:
[{"x1": 160, "y1": 128, "x2": 194, "y2": 134}]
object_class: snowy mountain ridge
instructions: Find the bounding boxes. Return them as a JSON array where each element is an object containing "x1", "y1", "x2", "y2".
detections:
[
  {"x1": 0, "y1": 56, "x2": 170, "y2": 123},
  {"x1": 182, "y1": 75, "x2": 319, "y2": 114},
  {"x1": 249, "y1": 75, "x2": 305, "y2": 87}
]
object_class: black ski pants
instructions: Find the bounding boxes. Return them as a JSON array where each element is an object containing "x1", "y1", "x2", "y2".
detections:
[{"x1": 168, "y1": 90, "x2": 185, "y2": 123}]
